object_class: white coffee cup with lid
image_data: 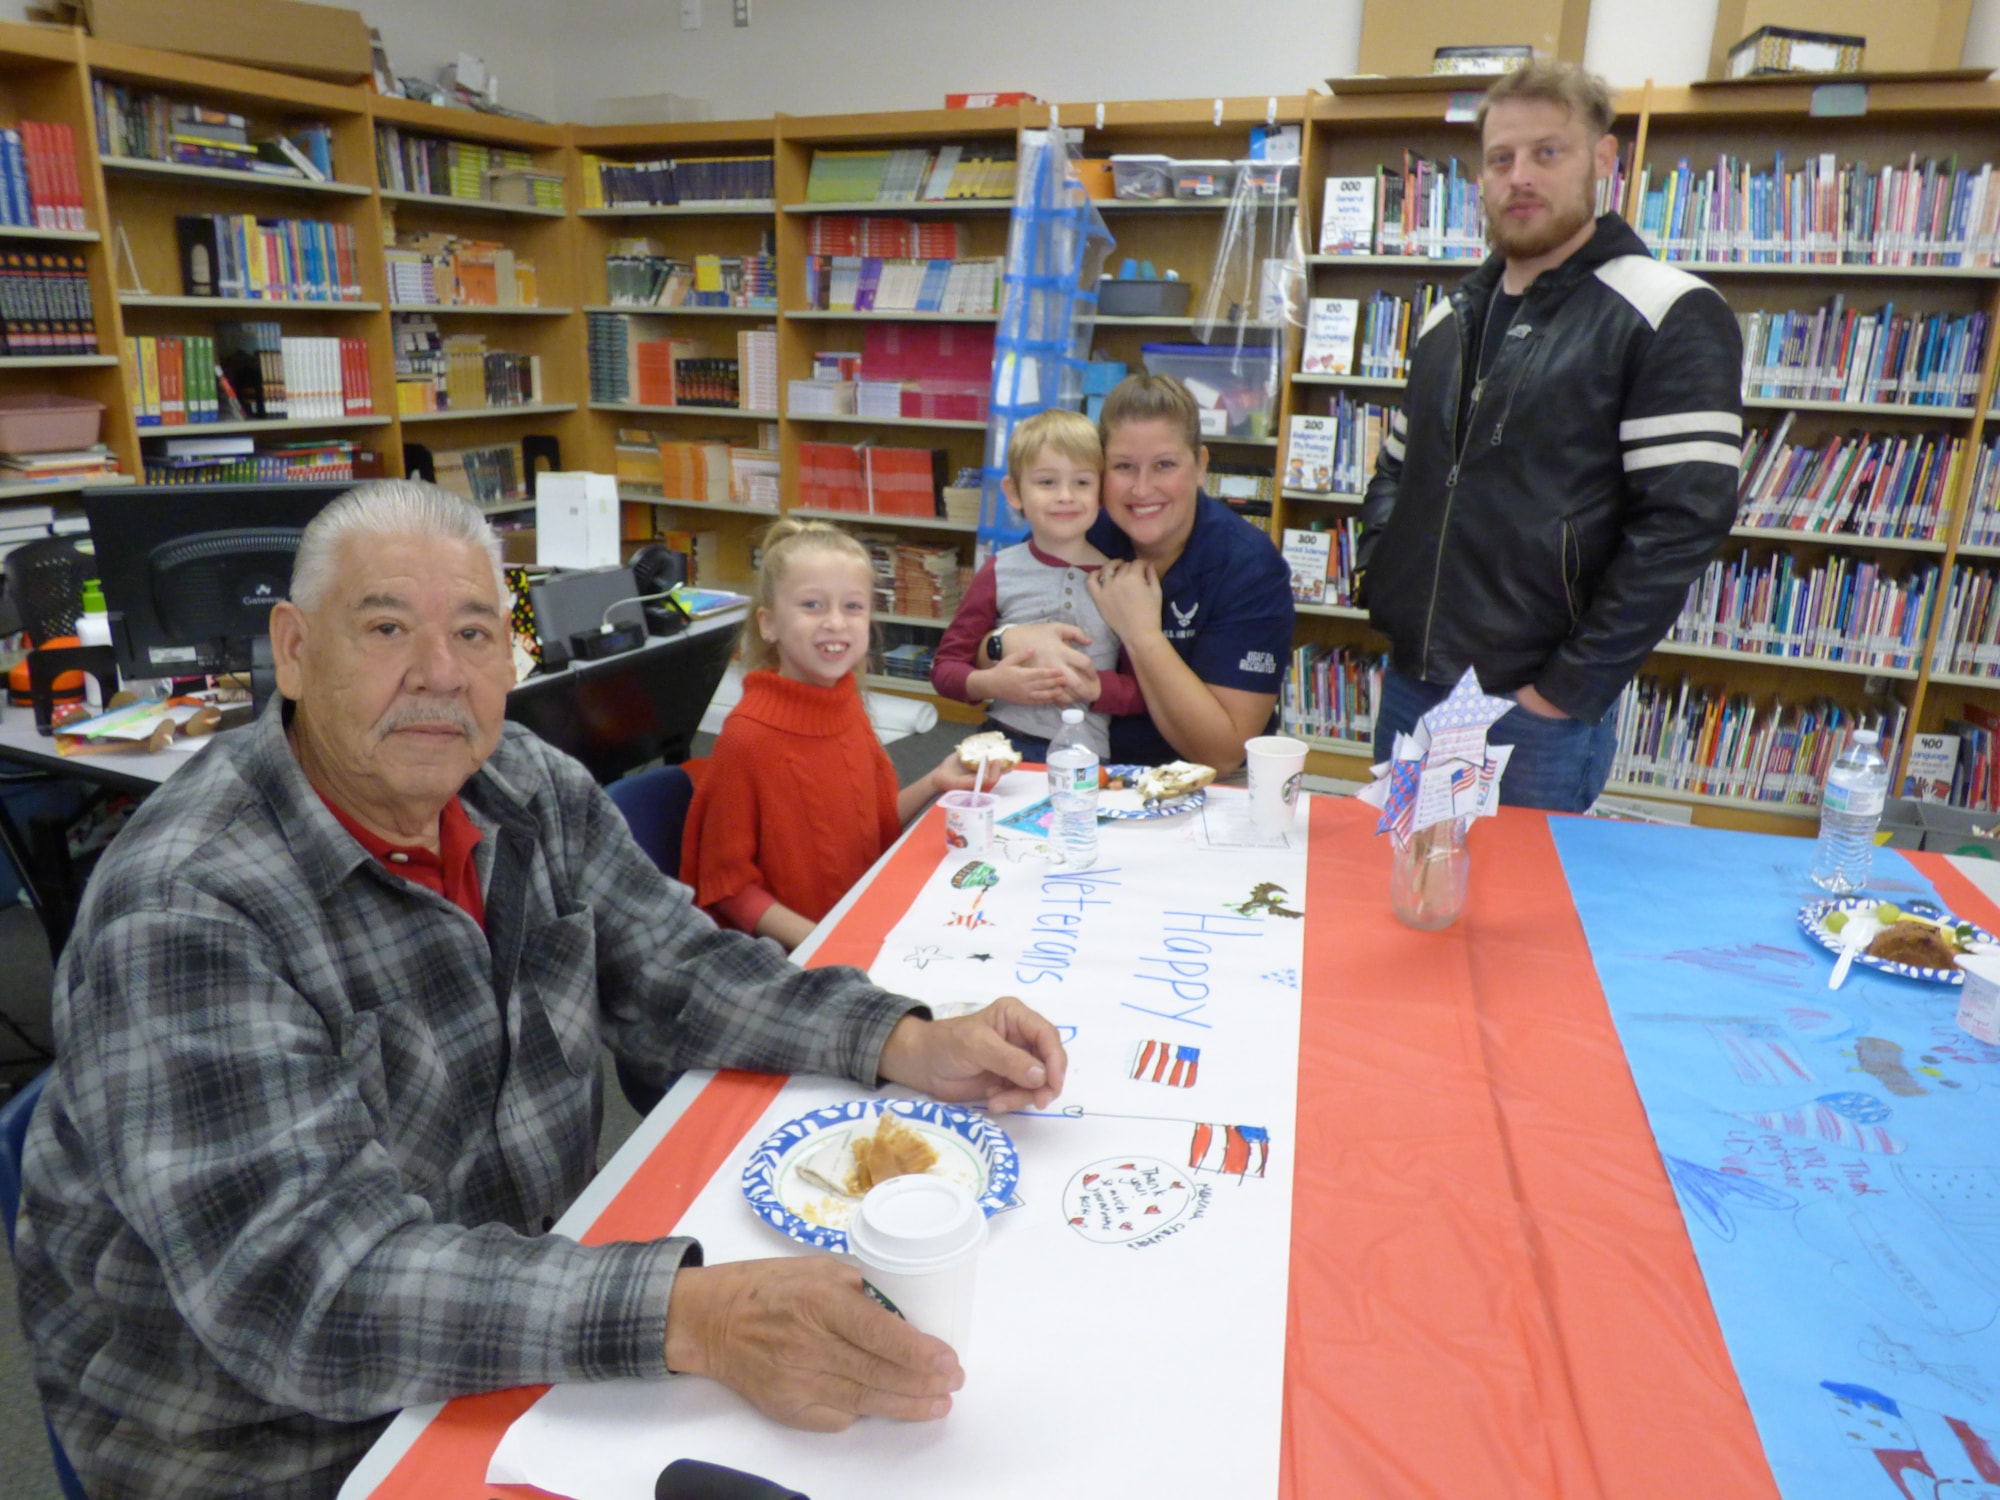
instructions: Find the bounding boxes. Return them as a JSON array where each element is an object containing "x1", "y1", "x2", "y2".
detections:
[{"x1": 845, "y1": 1175, "x2": 987, "y2": 1358}]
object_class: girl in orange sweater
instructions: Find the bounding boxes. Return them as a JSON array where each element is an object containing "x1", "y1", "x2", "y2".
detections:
[{"x1": 681, "y1": 519, "x2": 982, "y2": 950}]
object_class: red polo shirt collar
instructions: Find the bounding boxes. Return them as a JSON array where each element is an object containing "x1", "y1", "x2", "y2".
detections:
[{"x1": 319, "y1": 791, "x2": 486, "y2": 929}]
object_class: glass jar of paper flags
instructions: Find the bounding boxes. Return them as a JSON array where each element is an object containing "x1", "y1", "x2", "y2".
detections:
[{"x1": 1358, "y1": 667, "x2": 1513, "y2": 931}]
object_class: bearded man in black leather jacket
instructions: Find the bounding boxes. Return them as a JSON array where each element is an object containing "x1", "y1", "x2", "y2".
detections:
[{"x1": 1357, "y1": 60, "x2": 1742, "y2": 812}]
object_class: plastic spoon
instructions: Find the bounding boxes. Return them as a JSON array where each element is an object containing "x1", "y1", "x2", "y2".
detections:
[
  {"x1": 972, "y1": 753, "x2": 990, "y2": 798},
  {"x1": 1830, "y1": 916, "x2": 1879, "y2": 990}
]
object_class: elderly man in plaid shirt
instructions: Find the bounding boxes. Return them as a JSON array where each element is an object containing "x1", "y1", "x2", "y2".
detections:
[{"x1": 14, "y1": 480, "x2": 1068, "y2": 1499}]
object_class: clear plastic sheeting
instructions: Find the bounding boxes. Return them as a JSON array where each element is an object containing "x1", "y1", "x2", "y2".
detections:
[
  {"x1": 979, "y1": 127, "x2": 1114, "y2": 552},
  {"x1": 1192, "y1": 161, "x2": 1305, "y2": 428}
]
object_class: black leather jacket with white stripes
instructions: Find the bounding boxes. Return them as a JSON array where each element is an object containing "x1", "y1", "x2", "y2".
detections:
[{"x1": 1356, "y1": 213, "x2": 1744, "y2": 723}]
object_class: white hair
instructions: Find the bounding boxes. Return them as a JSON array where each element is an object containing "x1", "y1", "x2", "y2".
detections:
[{"x1": 288, "y1": 479, "x2": 509, "y2": 613}]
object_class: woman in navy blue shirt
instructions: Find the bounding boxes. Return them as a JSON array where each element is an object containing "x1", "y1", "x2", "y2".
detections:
[{"x1": 985, "y1": 374, "x2": 1294, "y2": 771}]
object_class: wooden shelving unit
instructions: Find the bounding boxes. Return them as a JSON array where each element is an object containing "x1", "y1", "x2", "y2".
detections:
[{"x1": 3, "y1": 20, "x2": 1989, "y2": 833}]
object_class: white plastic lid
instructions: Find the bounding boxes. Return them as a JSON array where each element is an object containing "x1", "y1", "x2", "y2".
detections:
[
  {"x1": 847, "y1": 1176, "x2": 987, "y2": 1275},
  {"x1": 1854, "y1": 729, "x2": 1880, "y2": 745},
  {"x1": 1061, "y1": 707, "x2": 1084, "y2": 724}
]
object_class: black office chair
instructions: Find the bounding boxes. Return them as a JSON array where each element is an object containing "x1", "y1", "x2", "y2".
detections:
[
  {"x1": 606, "y1": 765, "x2": 696, "y2": 1116},
  {"x1": 1, "y1": 1070, "x2": 90, "y2": 1499}
]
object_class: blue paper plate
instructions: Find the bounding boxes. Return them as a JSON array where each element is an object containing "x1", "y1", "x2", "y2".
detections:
[
  {"x1": 1098, "y1": 763, "x2": 1207, "y2": 821},
  {"x1": 1798, "y1": 896, "x2": 1992, "y2": 986},
  {"x1": 741, "y1": 1098, "x2": 1020, "y2": 1252}
]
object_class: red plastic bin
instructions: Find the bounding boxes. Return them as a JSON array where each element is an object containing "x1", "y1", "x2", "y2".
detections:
[{"x1": 0, "y1": 394, "x2": 104, "y2": 454}]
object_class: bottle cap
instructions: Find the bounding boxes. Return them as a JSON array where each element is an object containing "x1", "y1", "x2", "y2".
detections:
[
  {"x1": 1855, "y1": 729, "x2": 1879, "y2": 745},
  {"x1": 81, "y1": 579, "x2": 104, "y2": 613},
  {"x1": 1061, "y1": 707, "x2": 1084, "y2": 724}
]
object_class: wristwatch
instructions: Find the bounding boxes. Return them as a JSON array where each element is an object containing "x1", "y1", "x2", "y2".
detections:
[{"x1": 984, "y1": 624, "x2": 1011, "y2": 662}]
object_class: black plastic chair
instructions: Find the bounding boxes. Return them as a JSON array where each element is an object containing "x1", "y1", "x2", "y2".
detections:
[
  {"x1": 1, "y1": 1070, "x2": 90, "y2": 1500},
  {"x1": 606, "y1": 765, "x2": 695, "y2": 1116}
]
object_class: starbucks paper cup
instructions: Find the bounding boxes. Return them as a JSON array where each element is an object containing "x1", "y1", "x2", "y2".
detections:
[
  {"x1": 846, "y1": 1175, "x2": 987, "y2": 1358},
  {"x1": 1245, "y1": 734, "x2": 1308, "y2": 837}
]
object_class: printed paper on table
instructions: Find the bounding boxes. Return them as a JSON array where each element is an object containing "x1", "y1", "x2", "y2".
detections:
[{"x1": 487, "y1": 779, "x2": 1309, "y2": 1500}]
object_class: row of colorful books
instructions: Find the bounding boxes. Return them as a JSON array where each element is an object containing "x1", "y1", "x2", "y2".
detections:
[
  {"x1": 1284, "y1": 397, "x2": 1392, "y2": 497},
  {"x1": 587, "y1": 320, "x2": 772, "y2": 409},
  {"x1": 374, "y1": 126, "x2": 548, "y2": 206},
  {"x1": 1923, "y1": 706, "x2": 2000, "y2": 809},
  {"x1": 176, "y1": 214, "x2": 364, "y2": 302},
  {"x1": 1634, "y1": 154, "x2": 2000, "y2": 266},
  {"x1": 804, "y1": 255, "x2": 1003, "y2": 315},
  {"x1": 1315, "y1": 151, "x2": 1629, "y2": 260},
  {"x1": 613, "y1": 429, "x2": 780, "y2": 509},
  {"x1": 804, "y1": 146, "x2": 1016, "y2": 204},
  {"x1": 799, "y1": 442, "x2": 948, "y2": 517},
  {"x1": 0, "y1": 121, "x2": 85, "y2": 230},
  {"x1": 1736, "y1": 414, "x2": 1963, "y2": 539},
  {"x1": 92, "y1": 84, "x2": 334, "y2": 183},
  {"x1": 582, "y1": 153, "x2": 774, "y2": 208},
  {"x1": 604, "y1": 249, "x2": 775, "y2": 309},
  {"x1": 126, "y1": 328, "x2": 373, "y2": 424},
  {"x1": 384, "y1": 234, "x2": 539, "y2": 308},
  {"x1": 1670, "y1": 550, "x2": 1936, "y2": 672},
  {"x1": 391, "y1": 318, "x2": 541, "y2": 412},
  {"x1": 141, "y1": 436, "x2": 365, "y2": 485},
  {"x1": 1278, "y1": 642, "x2": 1381, "y2": 746},
  {"x1": 807, "y1": 217, "x2": 962, "y2": 259},
  {"x1": 1609, "y1": 674, "x2": 1906, "y2": 810},
  {"x1": 1931, "y1": 565, "x2": 2000, "y2": 680},
  {"x1": 0, "y1": 251, "x2": 95, "y2": 355},
  {"x1": 1738, "y1": 302, "x2": 1987, "y2": 409}
]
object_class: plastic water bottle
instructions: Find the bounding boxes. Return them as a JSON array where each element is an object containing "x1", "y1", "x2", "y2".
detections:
[
  {"x1": 1046, "y1": 708, "x2": 1100, "y2": 869},
  {"x1": 1811, "y1": 727, "x2": 1889, "y2": 894}
]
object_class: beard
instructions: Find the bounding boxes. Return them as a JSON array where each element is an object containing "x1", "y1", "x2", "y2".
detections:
[{"x1": 1486, "y1": 180, "x2": 1597, "y2": 259}]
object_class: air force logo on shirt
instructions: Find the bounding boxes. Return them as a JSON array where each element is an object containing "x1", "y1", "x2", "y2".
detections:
[
  {"x1": 1239, "y1": 650, "x2": 1278, "y2": 676},
  {"x1": 1165, "y1": 598, "x2": 1200, "y2": 640}
]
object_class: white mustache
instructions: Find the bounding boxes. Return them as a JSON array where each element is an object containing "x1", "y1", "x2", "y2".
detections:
[{"x1": 374, "y1": 699, "x2": 479, "y2": 739}]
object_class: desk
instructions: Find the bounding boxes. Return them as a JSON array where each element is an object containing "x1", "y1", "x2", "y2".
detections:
[
  {"x1": 336, "y1": 797, "x2": 2000, "y2": 1500},
  {"x1": 0, "y1": 609, "x2": 744, "y2": 947}
]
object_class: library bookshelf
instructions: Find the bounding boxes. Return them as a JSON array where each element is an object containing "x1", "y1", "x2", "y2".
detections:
[
  {"x1": 1291, "y1": 77, "x2": 2000, "y2": 833},
  {"x1": 0, "y1": 13, "x2": 1989, "y2": 833}
]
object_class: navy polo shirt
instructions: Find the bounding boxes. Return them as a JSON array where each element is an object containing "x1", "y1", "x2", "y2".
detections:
[{"x1": 1089, "y1": 491, "x2": 1295, "y2": 764}]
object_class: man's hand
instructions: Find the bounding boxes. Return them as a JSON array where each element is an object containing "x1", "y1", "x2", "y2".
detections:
[
  {"x1": 665, "y1": 1257, "x2": 962, "y2": 1430},
  {"x1": 1513, "y1": 684, "x2": 1570, "y2": 720},
  {"x1": 878, "y1": 996, "x2": 1069, "y2": 1113},
  {"x1": 1087, "y1": 560, "x2": 1164, "y2": 644}
]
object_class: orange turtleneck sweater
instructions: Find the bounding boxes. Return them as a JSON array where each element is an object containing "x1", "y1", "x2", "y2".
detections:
[{"x1": 681, "y1": 668, "x2": 902, "y2": 932}]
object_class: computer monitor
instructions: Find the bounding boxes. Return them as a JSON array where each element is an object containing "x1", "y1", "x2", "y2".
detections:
[{"x1": 79, "y1": 481, "x2": 351, "y2": 683}]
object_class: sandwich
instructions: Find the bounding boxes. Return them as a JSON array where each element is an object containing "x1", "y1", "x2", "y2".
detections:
[
  {"x1": 957, "y1": 730, "x2": 1023, "y2": 777},
  {"x1": 1136, "y1": 761, "x2": 1216, "y2": 804}
]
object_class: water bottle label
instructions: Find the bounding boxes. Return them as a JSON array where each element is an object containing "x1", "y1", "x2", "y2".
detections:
[
  {"x1": 1823, "y1": 780, "x2": 1885, "y2": 818},
  {"x1": 1049, "y1": 765, "x2": 1095, "y2": 797}
]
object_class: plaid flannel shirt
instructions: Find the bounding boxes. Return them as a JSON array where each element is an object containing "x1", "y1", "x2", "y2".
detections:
[{"x1": 14, "y1": 701, "x2": 921, "y2": 1498}]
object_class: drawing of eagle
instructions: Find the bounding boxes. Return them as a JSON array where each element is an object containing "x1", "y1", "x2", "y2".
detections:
[{"x1": 1227, "y1": 882, "x2": 1303, "y2": 919}]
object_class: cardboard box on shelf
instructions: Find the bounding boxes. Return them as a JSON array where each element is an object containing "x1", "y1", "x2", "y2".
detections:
[
  {"x1": 1707, "y1": 0, "x2": 1971, "y2": 78},
  {"x1": 65, "y1": 0, "x2": 375, "y2": 84},
  {"x1": 1728, "y1": 26, "x2": 1865, "y2": 79},
  {"x1": 1357, "y1": 0, "x2": 1590, "y2": 80}
]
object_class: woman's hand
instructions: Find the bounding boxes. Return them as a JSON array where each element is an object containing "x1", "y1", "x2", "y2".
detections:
[
  {"x1": 1088, "y1": 560, "x2": 1164, "y2": 644},
  {"x1": 979, "y1": 657, "x2": 1073, "y2": 706}
]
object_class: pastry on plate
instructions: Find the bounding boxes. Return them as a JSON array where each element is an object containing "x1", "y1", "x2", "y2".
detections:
[{"x1": 1136, "y1": 761, "x2": 1216, "y2": 803}]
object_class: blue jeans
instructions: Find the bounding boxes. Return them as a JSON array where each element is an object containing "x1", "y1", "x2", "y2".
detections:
[{"x1": 1371, "y1": 666, "x2": 1618, "y2": 814}]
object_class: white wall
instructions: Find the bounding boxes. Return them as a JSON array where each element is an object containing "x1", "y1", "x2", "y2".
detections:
[{"x1": 4, "y1": 0, "x2": 2000, "y2": 122}]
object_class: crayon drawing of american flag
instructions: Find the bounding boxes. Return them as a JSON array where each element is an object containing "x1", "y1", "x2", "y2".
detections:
[
  {"x1": 1130, "y1": 1039, "x2": 1200, "y2": 1088},
  {"x1": 1189, "y1": 1122, "x2": 1269, "y2": 1178}
]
